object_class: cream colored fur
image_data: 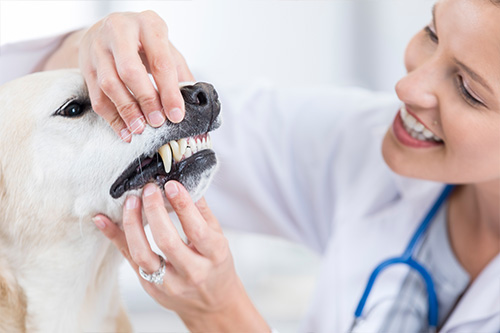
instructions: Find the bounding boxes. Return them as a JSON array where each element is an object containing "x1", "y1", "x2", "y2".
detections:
[{"x1": 0, "y1": 69, "x2": 215, "y2": 332}]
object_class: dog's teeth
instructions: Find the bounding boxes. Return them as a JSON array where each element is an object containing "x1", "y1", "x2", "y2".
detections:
[
  {"x1": 185, "y1": 147, "x2": 192, "y2": 159},
  {"x1": 158, "y1": 144, "x2": 172, "y2": 173},
  {"x1": 179, "y1": 138, "x2": 188, "y2": 157},
  {"x1": 207, "y1": 135, "x2": 212, "y2": 149},
  {"x1": 170, "y1": 140, "x2": 183, "y2": 162},
  {"x1": 189, "y1": 138, "x2": 198, "y2": 154}
]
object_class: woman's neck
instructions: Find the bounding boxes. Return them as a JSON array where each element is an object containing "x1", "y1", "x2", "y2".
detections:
[{"x1": 447, "y1": 180, "x2": 500, "y2": 281}]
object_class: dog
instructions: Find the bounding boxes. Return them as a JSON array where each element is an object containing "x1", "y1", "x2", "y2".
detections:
[{"x1": 0, "y1": 69, "x2": 221, "y2": 332}]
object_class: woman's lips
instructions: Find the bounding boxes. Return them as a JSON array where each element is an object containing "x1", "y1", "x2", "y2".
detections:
[{"x1": 392, "y1": 110, "x2": 444, "y2": 148}]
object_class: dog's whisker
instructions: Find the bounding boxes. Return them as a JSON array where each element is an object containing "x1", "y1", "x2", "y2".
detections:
[{"x1": 138, "y1": 156, "x2": 145, "y2": 184}]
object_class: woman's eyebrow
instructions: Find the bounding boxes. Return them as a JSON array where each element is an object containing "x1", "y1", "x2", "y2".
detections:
[{"x1": 454, "y1": 58, "x2": 494, "y2": 94}]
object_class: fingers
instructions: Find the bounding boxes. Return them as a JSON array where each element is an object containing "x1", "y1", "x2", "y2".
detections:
[
  {"x1": 140, "y1": 14, "x2": 185, "y2": 124},
  {"x1": 121, "y1": 196, "x2": 161, "y2": 274},
  {"x1": 85, "y1": 71, "x2": 131, "y2": 142},
  {"x1": 141, "y1": 184, "x2": 198, "y2": 273},
  {"x1": 163, "y1": 181, "x2": 225, "y2": 259},
  {"x1": 94, "y1": 49, "x2": 147, "y2": 135},
  {"x1": 111, "y1": 24, "x2": 165, "y2": 128},
  {"x1": 92, "y1": 214, "x2": 138, "y2": 271},
  {"x1": 195, "y1": 197, "x2": 223, "y2": 233},
  {"x1": 80, "y1": 11, "x2": 192, "y2": 142}
]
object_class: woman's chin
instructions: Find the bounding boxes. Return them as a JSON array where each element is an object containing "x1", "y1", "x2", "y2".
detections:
[{"x1": 381, "y1": 129, "x2": 436, "y2": 181}]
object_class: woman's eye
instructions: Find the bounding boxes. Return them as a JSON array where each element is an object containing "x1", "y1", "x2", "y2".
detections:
[
  {"x1": 456, "y1": 75, "x2": 482, "y2": 107},
  {"x1": 57, "y1": 101, "x2": 87, "y2": 118},
  {"x1": 424, "y1": 26, "x2": 438, "y2": 43}
]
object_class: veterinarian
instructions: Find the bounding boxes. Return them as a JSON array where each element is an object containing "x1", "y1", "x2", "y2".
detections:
[{"x1": 1, "y1": 0, "x2": 499, "y2": 332}]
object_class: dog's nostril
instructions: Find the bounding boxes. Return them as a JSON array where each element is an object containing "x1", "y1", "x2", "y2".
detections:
[{"x1": 195, "y1": 91, "x2": 208, "y2": 106}]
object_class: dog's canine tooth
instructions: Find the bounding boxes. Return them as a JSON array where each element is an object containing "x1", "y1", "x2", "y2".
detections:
[
  {"x1": 159, "y1": 144, "x2": 172, "y2": 173},
  {"x1": 207, "y1": 135, "x2": 212, "y2": 149}
]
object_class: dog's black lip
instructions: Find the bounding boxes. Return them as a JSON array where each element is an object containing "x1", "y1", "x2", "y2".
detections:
[
  {"x1": 109, "y1": 135, "x2": 217, "y2": 199},
  {"x1": 109, "y1": 149, "x2": 215, "y2": 199}
]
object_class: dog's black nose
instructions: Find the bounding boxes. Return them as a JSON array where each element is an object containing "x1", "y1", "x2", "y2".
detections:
[{"x1": 181, "y1": 82, "x2": 220, "y2": 120}]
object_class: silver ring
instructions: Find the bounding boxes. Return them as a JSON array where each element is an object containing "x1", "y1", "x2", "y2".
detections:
[{"x1": 139, "y1": 255, "x2": 166, "y2": 285}]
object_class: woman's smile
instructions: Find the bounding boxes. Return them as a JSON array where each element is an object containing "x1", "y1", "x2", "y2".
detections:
[{"x1": 392, "y1": 105, "x2": 444, "y2": 149}]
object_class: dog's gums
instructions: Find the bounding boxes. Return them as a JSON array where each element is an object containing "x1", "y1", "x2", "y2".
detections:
[
  {"x1": 159, "y1": 134, "x2": 212, "y2": 173},
  {"x1": 110, "y1": 134, "x2": 216, "y2": 199}
]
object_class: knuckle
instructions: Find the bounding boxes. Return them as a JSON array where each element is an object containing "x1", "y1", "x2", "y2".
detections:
[
  {"x1": 98, "y1": 75, "x2": 118, "y2": 94},
  {"x1": 140, "y1": 10, "x2": 167, "y2": 29},
  {"x1": 212, "y1": 238, "x2": 230, "y2": 263},
  {"x1": 136, "y1": 94, "x2": 159, "y2": 111},
  {"x1": 109, "y1": 115, "x2": 124, "y2": 131},
  {"x1": 157, "y1": 235, "x2": 176, "y2": 253},
  {"x1": 117, "y1": 60, "x2": 142, "y2": 82},
  {"x1": 187, "y1": 269, "x2": 207, "y2": 287},
  {"x1": 151, "y1": 57, "x2": 172, "y2": 73},
  {"x1": 116, "y1": 101, "x2": 140, "y2": 120},
  {"x1": 90, "y1": 97, "x2": 105, "y2": 115},
  {"x1": 130, "y1": 250, "x2": 150, "y2": 268},
  {"x1": 189, "y1": 226, "x2": 205, "y2": 243},
  {"x1": 103, "y1": 13, "x2": 126, "y2": 31},
  {"x1": 173, "y1": 196, "x2": 190, "y2": 211}
]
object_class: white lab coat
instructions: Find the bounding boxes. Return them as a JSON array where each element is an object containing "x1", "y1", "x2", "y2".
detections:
[{"x1": 1, "y1": 37, "x2": 499, "y2": 333}]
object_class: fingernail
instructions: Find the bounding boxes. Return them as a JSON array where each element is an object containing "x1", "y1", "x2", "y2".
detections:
[
  {"x1": 125, "y1": 196, "x2": 139, "y2": 210},
  {"x1": 129, "y1": 117, "x2": 145, "y2": 133},
  {"x1": 168, "y1": 108, "x2": 183, "y2": 123},
  {"x1": 164, "y1": 181, "x2": 178, "y2": 198},
  {"x1": 93, "y1": 217, "x2": 106, "y2": 230},
  {"x1": 120, "y1": 128, "x2": 131, "y2": 141},
  {"x1": 148, "y1": 111, "x2": 165, "y2": 127},
  {"x1": 143, "y1": 183, "x2": 158, "y2": 197}
]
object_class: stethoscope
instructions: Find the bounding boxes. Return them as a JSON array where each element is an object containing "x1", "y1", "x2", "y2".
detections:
[{"x1": 349, "y1": 184, "x2": 455, "y2": 333}]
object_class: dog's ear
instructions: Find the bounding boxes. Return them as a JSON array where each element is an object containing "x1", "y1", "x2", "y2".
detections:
[{"x1": 0, "y1": 258, "x2": 27, "y2": 332}]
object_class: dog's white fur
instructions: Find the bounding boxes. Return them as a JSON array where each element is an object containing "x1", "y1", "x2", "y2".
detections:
[{"x1": 0, "y1": 69, "x2": 217, "y2": 332}]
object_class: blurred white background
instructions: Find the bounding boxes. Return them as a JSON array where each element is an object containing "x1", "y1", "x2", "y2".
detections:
[{"x1": 0, "y1": 1, "x2": 434, "y2": 332}]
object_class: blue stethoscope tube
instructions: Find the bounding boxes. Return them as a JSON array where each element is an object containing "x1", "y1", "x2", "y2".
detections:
[{"x1": 351, "y1": 184, "x2": 455, "y2": 332}]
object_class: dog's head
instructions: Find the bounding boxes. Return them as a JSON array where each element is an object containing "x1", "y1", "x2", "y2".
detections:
[{"x1": 0, "y1": 69, "x2": 220, "y2": 229}]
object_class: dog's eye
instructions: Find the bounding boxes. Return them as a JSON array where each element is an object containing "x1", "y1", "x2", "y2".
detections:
[
  {"x1": 59, "y1": 101, "x2": 86, "y2": 118},
  {"x1": 55, "y1": 100, "x2": 89, "y2": 118}
]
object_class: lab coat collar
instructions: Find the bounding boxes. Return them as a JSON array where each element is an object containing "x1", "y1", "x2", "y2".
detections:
[
  {"x1": 441, "y1": 252, "x2": 500, "y2": 331},
  {"x1": 391, "y1": 171, "x2": 444, "y2": 202}
]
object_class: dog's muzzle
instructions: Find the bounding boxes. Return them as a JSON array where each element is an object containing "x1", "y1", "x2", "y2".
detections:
[{"x1": 110, "y1": 82, "x2": 221, "y2": 199}]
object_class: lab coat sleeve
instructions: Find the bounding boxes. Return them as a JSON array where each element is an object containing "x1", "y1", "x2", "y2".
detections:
[
  {"x1": 0, "y1": 33, "x2": 72, "y2": 86},
  {"x1": 205, "y1": 81, "x2": 399, "y2": 254}
]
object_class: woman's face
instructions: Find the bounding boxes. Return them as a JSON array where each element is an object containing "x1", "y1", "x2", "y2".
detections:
[{"x1": 382, "y1": 0, "x2": 500, "y2": 184}]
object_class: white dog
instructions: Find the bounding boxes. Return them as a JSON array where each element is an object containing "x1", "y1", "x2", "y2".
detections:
[{"x1": 0, "y1": 69, "x2": 221, "y2": 332}]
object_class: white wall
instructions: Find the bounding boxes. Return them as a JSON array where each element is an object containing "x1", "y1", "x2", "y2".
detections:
[
  {"x1": 1, "y1": 0, "x2": 434, "y2": 92},
  {"x1": 107, "y1": 0, "x2": 435, "y2": 92}
]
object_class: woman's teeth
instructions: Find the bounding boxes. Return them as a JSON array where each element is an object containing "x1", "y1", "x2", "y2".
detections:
[
  {"x1": 158, "y1": 134, "x2": 212, "y2": 173},
  {"x1": 400, "y1": 106, "x2": 443, "y2": 143}
]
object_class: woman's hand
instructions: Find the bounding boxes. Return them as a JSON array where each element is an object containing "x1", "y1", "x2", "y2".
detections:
[
  {"x1": 93, "y1": 181, "x2": 269, "y2": 332},
  {"x1": 43, "y1": 11, "x2": 194, "y2": 142}
]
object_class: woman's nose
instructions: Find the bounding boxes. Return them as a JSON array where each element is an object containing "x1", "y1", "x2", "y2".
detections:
[{"x1": 395, "y1": 64, "x2": 439, "y2": 110}]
